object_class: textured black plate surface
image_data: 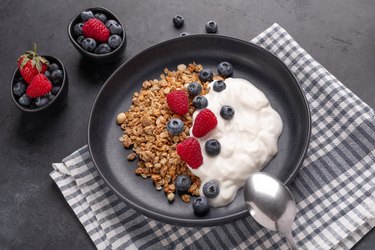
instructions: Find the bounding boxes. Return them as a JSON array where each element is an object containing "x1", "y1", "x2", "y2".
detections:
[{"x1": 88, "y1": 34, "x2": 311, "y2": 226}]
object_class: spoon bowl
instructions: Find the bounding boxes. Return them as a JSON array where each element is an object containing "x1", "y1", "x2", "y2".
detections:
[{"x1": 244, "y1": 172, "x2": 298, "y2": 249}]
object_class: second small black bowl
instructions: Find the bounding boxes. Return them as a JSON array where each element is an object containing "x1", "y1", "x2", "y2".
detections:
[{"x1": 68, "y1": 7, "x2": 127, "y2": 63}]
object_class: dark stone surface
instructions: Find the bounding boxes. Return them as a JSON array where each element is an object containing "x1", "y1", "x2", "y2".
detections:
[{"x1": 0, "y1": 0, "x2": 373, "y2": 249}]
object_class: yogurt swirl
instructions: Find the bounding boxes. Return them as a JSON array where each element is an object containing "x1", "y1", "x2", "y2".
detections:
[{"x1": 189, "y1": 78, "x2": 283, "y2": 207}]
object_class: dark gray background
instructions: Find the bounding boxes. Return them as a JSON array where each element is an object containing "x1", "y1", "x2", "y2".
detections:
[{"x1": 0, "y1": 0, "x2": 374, "y2": 249}]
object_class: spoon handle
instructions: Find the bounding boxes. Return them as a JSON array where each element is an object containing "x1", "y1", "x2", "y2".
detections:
[{"x1": 284, "y1": 230, "x2": 298, "y2": 250}]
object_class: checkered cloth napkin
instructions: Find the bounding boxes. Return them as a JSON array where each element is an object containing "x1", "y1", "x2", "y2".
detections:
[{"x1": 50, "y1": 23, "x2": 375, "y2": 249}]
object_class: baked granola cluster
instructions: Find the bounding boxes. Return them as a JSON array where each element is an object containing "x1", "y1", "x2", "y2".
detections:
[{"x1": 116, "y1": 63, "x2": 222, "y2": 202}]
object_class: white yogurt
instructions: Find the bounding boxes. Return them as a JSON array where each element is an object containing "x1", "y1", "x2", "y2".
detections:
[{"x1": 189, "y1": 78, "x2": 283, "y2": 207}]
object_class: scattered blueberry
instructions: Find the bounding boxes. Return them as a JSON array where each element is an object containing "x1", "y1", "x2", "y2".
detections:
[
  {"x1": 166, "y1": 118, "x2": 184, "y2": 136},
  {"x1": 203, "y1": 180, "x2": 220, "y2": 198},
  {"x1": 108, "y1": 35, "x2": 122, "y2": 49},
  {"x1": 217, "y1": 61, "x2": 233, "y2": 77},
  {"x1": 51, "y1": 86, "x2": 61, "y2": 95},
  {"x1": 96, "y1": 43, "x2": 112, "y2": 54},
  {"x1": 213, "y1": 80, "x2": 226, "y2": 92},
  {"x1": 193, "y1": 197, "x2": 210, "y2": 215},
  {"x1": 199, "y1": 68, "x2": 213, "y2": 82},
  {"x1": 49, "y1": 63, "x2": 59, "y2": 72},
  {"x1": 74, "y1": 23, "x2": 84, "y2": 36},
  {"x1": 77, "y1": 35, "x2": 85, "y2": 45},
  {"x1": 205, "y1": 20, "x2": 218, "y2": 33},
  {"x1": 35, "y1": 96, "x2": 50, "y2": 107},
  {"x1": 81, "y1": 10, "x2": 94, "y2": 21},
  {"x1": 106, "y1": 20, "x2": 123, "y2": 35},
  {"x1": 44, "y1": 70, "x2": 51, "y2": 79},
  {"x1": 220, "y1": 105, "x2": 235, "y2": 120},
  {"x1": 175, "y1": 175, "x2": 191, "y2": 192},
  {"x1": 192, "y1": 96, "x2": 208, "y2": 109},
  {"x1": 13, "y1": 81, "x2": 27, "y2": 97},
  {"x1": 81, "y1": 38, "x2": 97, "y2": 51},
  {"x1": 187, "y1": 82, "x2": 202, "y2": 96},
  {"x1": 173, "y1": 15, "x2": 184, "y2": 28},
  {"x1": 94, "y1": 13, "x2": 108, "y2": 23},
  {"x1": 18, "y1": 94, "x2": 31, "y2": 107},
  {"x1": 50, "y1": 70, "x2": 63, "y2": 85},
  {"x1": 180, "y1": 32, "x2": 189, "y2": 37},
  {"x1": 205, "y1": 139, "x2": 221, "y2": 156}
]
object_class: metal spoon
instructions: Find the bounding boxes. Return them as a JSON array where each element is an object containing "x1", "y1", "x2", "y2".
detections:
[{"x1": 244, "y1": 172, "x2": 298, "y2": 249}]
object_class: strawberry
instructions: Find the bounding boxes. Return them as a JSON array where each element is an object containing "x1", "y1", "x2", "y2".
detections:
[
  {"x1": 192, "y1": 109, "x2": 218, "y2": 138},
  {"x1": 17, "y1": 44, "x2": 49, "y2": 85},
  {"x1": 176, "y1": 137, "x2": 203, "y2": 169},
  {"x1": 82, "y1": 18, "x2": 110, "y2": 43},
  {"x1": 26, "y1": 74, "x2": 52, "y2": 98},
  {"x1": 166, "y1": 90, "x2": 189, "y2": 115}
]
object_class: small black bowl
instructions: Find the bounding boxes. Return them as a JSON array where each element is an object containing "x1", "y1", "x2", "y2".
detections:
[
  {"x1": 11, "y1": 55, "x2": 68, "y2": 115},
  {"x1": 68, "y1": 7, "x2": 126, "y2": 63}
]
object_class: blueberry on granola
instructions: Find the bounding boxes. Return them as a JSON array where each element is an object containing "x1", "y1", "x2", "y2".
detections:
[
  {"x1": 175, "y1": 175, "x2": 191, "y2": 192},
  {"x1": 192, "y1": 96, "x2": 208, "y2": 109},
  {"x1": 203, "y1": 180, "x2": 220, "y2": 198},
  {"x1": 213, "y1": 80, "x2": 226, "y2": 92},
  {"x1": 205, "y1": 139, "x2": 221, "y2": 156},
  {"x1": 220, "y1": 105, "x2": 235, "y2": 120},
  {"x1": 199, "y1": 68, "x2": 213, "y2": 82},
  {"x1": 193, "y1": 196, "x2": 210, "y2": 215},
  {"x1": 167, "y1": 118, "x2": 184, "y2": 136},
  {"x1": 217, "y1": 61, "x2": 233, "y2": 77},
  {"x1": 187, "y1": 82, "x2": 202, "y2": 96}
]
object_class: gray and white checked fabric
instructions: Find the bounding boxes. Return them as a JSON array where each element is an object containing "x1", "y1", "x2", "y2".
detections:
[{"x1": 50, "y1": 23, "x2": 375, "y2": 249}]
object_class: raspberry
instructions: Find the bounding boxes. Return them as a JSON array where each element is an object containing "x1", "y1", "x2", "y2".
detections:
[
  {"x1": 26, "y1": 74, "x2": 52, "y2": 98},
  {"x1": 192, "y1": 109, "x2": 218, "y2": 138},
  {"x1": 82, "y1": 18, "x2": 110, "y2": 43},
  {"x1": 176, "y1": 137, "x2": 203, "y2": 169},
  {"x1": 166, "y1": 90, "x2": 189, "y2": 115}
]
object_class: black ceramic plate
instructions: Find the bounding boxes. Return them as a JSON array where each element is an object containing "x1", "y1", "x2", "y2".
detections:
[{"x1": 88, "y1": 34, "x2": 311, "y2": 226}]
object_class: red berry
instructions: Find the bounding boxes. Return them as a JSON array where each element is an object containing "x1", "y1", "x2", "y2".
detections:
[
  {"x1": 26, "y1": 74, "x2": 52, "y2": 98},
  {"x1": 177, "y1": 137, "x2": 203, "y2": 169},
  {"x1": 82, "y1": 18, "x2": 110, "y2": 43},
  {"x1": 192, "y1": 109, "x2": 218, "y2": 138},
  {"x1": 17, "y1": 44, "x2": 49, "y2": 84},
  {"x1": 166, "y1": 90, "x2": 189, "y2": 115}
]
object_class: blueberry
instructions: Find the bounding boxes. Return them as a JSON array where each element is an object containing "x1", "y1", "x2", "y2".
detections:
[
  {"x1": 74, "y1": 23, "x2": 84, "y2": 36},
  {"x1": 94, "y1": 13, "x2": 108, "y2": 23},
  {"x1": 106, "y1": 20, "x2": 123, "y2": 35},
  {"x1": 18, "y1": 94, "x2": 31, "y2": 107},
  {"x1": 193, "y1": 197, "x2": 210, "y2": 215},
  {"x1": 187, "y1": 82, "x2": 202, "y2": 96},
  {"x1": 51, "y1": 86, "x2": 61, "y2": 95},
  {"x1": 175, "y1": 175, "x2": 191, "y2": 192},
  {"x1": 47, "y1": 93, "x2": 55, "y2": 100},
  {"x1": 213, "y1": 80, "x2": 226, "y2": 92},
  {"x1": 49, "y1": 63, "x2": 59, "y2": 72},
  {"x1": 205, "y1": 20, "x2": 218, "y2": 33},
  {"x1": 173, "y1": 15, "x2": 184, "y2": 28},
  {"x1": 81, "y1": 38, "x2": 97, "y2": 52},
  {"x1": 13, "y1": 81, "x2": 27, "y2": 97},
  {"x1": 203, "y1": 180, "x2": 220, "y2": 198},
  {"x1": 166, "y1": 118, "x2": 184, "y2": 136},
  {"x1": 108, "y1": 35, "x2": 122, "y2": 49},
  {"x1": 220, "y1": 105, "x2": 235, "y2": 120},
  {"x1": 217, "y1": 61, "x2": 233, "y2": 77},
  {"x1": 81, "y1": 10, "x2": 94, "y2": 21},
  {"x1": 44, "y1": 71, "x2": 51, "y2": 79},
  {"x1": 192, "y1": 96, "x2": 208, "y2": 109},
  {"x1": 180, "y1": 32, "x2": 189, "y2": 37},
  {"x1": 50, "y1": 70, "x2": 63, "y2": 85},
  {"x1": 77, "y1": 35, "x2": 85, "y2": 45},
  {"x1": 205, "y1": 139, "x2": 221, "y2": 156},
  {"x1": 96, "y1": 43, "x2": 112, "y2": 54},
  {"x1": 199, "y1": 68, "x2": 213, "y2": 82},
  {"x1": 35, "y1": 96, "x2": 50, "y2": 107}
]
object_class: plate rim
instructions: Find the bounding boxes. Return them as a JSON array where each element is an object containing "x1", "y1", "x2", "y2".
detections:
[{"x1": 88, "y1": 34, "x2": 311, "y2": 226}]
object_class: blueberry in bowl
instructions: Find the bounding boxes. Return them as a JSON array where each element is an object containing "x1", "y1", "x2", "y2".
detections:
[
  {"x1": 11, "y1": 45, "x2": 68, "y2": 115},
  {"x1": 68, "y1": 7, "x2": 126, "y2": 63}
]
